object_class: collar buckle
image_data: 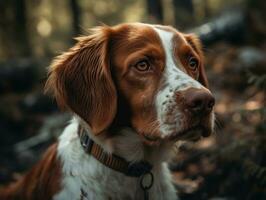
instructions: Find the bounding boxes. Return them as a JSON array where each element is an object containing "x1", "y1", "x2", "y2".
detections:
[{"x1": 80, "y1": 130, "x2": 94, "y2": 153}]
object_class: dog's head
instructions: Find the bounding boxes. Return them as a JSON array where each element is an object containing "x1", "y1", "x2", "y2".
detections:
[{"x1": 46, "y1": 23, "x2": 215, "y2": 144}]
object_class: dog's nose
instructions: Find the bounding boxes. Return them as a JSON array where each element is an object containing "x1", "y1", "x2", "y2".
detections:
[{"x1": 183, "y1": 88, "x2": 215, "y2": 115}]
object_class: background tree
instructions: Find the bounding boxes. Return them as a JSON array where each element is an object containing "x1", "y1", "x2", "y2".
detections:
[
  {"x1": 69, "y1": 0, "x2": 82, "y2": 37},
  {"x1": 173, "y1": 0, "x2": 194, "y2": 29},
  {"x1": 0, "y1": 0, "x2": 31, "y2": 58},
  {"x1": 146, "y1": 0, "x2": 163, "y2": 23}
]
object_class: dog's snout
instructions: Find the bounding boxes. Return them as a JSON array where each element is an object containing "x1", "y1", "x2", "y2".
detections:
[{"x1": 182, "y1": 88, "x2": 215, "y2": 114}]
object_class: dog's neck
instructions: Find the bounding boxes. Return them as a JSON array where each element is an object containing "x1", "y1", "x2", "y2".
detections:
[
  {"x1": 77, "y1": 117, "x2": 176, "y2": 165},
  {"x1": 55, "y1": 118, "x2": 178, "y2": 200}
]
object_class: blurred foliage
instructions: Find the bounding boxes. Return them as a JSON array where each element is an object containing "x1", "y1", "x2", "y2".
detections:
[
  {"x1": 0, "y1": 0, "x2": 253, "y2": 60},
  {"x1": 248, "y1": 72, "x2": 266, "y2": 91}
]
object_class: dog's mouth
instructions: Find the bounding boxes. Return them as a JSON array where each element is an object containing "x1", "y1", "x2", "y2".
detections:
[
  {"x1": 142, "y1": 125, "x2": 212, "y2": 144},
  {"x1": 168, "y1": 125, "x2": 211, "y2": 142}
]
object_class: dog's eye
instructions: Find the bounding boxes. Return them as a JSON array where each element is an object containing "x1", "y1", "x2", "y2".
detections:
[
  {"x1": 135, "y1": 60, "x2": 150, "y2": 71},
  {"x1": 188, "y1": 57, "x2": 199, "y2": 71}
]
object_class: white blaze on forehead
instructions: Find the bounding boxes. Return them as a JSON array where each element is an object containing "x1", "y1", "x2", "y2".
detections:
[
  {"x1": 152, "y1": 26, "x2": 204, "y2": 137},
  {"x1": 152, "y1": 27, "x2": 203, "y2": 90}
]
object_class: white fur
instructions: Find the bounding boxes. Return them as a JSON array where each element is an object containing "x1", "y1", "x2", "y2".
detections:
[
  {"x1": 53, "y1": 118, "x2": 178, "y2": 200},
  {"x1": 152, "y1": 27, "x2": 208, "y2": 138}
]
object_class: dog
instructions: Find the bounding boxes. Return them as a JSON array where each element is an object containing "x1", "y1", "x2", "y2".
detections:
[{"x1": 0, "y1": 23, "x2": 215, "y2": 200}]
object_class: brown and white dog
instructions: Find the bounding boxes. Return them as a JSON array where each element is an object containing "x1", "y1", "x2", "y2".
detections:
[{"x1": 0, "y1": 23, "x2": 215, "y2": 200}]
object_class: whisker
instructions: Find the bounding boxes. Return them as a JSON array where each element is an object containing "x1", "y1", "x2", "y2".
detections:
[{"x1": 214, "y1": 113, "x2": 223, "y2": 130}]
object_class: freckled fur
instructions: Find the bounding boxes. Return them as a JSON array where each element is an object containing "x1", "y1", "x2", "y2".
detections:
[{"x1": 153, "y1": 27, "x2": 213, "y2": 138}]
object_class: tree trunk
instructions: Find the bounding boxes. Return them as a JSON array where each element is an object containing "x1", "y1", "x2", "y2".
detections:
[
  {"x1": 146, "y1": 0, "x2": 163, "y2": 23},
  {"x1": 190, "y1": 10, "x2": 246, "y2": 46},
  {"x1": 173, "y1": 0, "x2": 194, "y2": 29},
  {"x1": 69, "y1": 0, "x2": 81, "y2": 37},
  {"x1": 0, "y1": 0, "x2": 31, "y2": 58},
  {"x1": 14, "y1": 0, "x2": 31, "y2": 57}
]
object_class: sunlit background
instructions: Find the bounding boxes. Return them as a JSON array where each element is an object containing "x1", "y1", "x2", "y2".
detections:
[{"x1": 0, "y1": 0, "x2": 265, "y2": 199}]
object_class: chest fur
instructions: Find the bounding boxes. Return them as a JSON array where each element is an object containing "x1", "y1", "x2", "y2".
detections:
[{"x1": 53, "y1": 122, "x2": 177, "y2": 200}]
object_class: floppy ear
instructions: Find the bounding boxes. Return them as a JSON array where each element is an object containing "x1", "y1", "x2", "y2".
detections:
[
  {"x1": 185, "y1": 34, "x2": 209, "y2": 88},
  {"x1": 45, "y1": 26, "x2": 117, "y2": 135}
]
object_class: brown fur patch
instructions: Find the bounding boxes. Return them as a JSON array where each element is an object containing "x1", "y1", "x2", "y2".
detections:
[
  {"x1": 172, "y1": 32, "x2": 208, "y2": 88},
  {"x1": 45, "y1": 26, "x2": 117, "y2": 135},
  {"x1": 184, "y1": 34, "x2": 208, "y2": 87},
  {"x1": 0, "y1": 144, "x2": 62, "y2": 200},
  {"x1": 108, "y1": 24, "x2": 165, "y2": 140}
]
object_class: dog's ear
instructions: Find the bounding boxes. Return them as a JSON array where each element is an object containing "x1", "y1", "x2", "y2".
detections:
[
  {"x1": 185, "y1": 34, "x2": 209, "y2": 88},
  {"x1": 45, "y1": 26, "x2": 116, "y2": 135}
]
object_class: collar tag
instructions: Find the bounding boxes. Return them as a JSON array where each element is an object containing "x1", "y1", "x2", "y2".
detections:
[
  {"x1": 80, "y1": 131, "x2": 93, "y2": 153},
  {"x1": 125, "y1": 161, "x2": 152, "y2": 177},
  {"x1": 140, "y1": 171, "x2": 154, "y2": 200}
]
